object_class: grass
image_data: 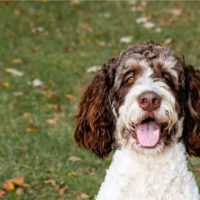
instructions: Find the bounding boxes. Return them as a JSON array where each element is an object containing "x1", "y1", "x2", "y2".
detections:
[{"x1": 0, "y1": 1, "x2": 200, "y2": 199}]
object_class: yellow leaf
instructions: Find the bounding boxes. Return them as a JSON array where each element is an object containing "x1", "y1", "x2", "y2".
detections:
[
  {"x1": 12, "y1": 58, "x2": 23, "y2": 64},
  {"x1": 2, "y1": 181, "x2": 15, "y2": 191},
  {"x1": 14, "y1": 9, "x2": 20, "y2": 16},
  {"x1": 113, "y1": 50, "x2": 119, "y2": 56},
  {"x1": 2, "y1": 82, "x2": 9, "y2": 87}
]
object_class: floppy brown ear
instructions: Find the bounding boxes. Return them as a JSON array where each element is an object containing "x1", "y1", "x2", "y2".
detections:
[
  {"x1": 183, "y1": 65, "x2": 200, "y2": 156},
  {"x1": 74, "y1": 57, "x2": 118, "y2": 158}
]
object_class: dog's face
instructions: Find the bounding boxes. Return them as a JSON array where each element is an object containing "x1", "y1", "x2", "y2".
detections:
[
  {"x1": 113, "y1": 49, "x2": 185, "y2": 154},
  {"x1": 75, "y1": 41, "x2": 200, "y2": 158}
]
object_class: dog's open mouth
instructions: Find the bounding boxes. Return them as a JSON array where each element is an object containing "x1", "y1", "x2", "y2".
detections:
[{"x1": 133, "y1": 117, "x2": 164, "y2": 148}]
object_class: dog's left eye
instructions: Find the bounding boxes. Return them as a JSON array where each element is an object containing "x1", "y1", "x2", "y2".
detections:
[{"x1": 127, "y1": 76, "x2": 134, "y2": 84}]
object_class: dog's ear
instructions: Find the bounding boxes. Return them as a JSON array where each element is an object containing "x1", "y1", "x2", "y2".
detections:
[
  {"x1": 74, "y1": 57, "x2": 118, "y2": 158},
  {"x1": 183, "y1": 64, "x2": 200, "y2": 156}
]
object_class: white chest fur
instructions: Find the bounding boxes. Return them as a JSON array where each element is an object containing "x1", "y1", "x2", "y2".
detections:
[{"x1": 96, "y1": 142, "x2": 199, "y2": 200}]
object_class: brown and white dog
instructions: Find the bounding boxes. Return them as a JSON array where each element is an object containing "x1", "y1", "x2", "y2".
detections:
[{"x1": 74, "y1": 41, "x2": 200, "y2": 200}]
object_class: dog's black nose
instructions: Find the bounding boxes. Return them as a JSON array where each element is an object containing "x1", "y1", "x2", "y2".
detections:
[{"x1": 138, "y1": 91, "x2": 161, "y2": 111}]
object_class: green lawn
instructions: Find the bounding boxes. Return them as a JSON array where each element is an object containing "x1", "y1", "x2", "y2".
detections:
[{"x1": 0, "y1": 1, "x2": 200, "y2": 199}]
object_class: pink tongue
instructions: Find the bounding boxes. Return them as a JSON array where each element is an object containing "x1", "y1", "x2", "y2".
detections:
[{"x1": 136, "y1": 121, "x2": 161, "y2": 147}]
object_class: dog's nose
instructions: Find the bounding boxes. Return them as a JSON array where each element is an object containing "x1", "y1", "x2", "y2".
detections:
[{"x1": 138, "y1": 91, "x2": 161, "y2": 111}]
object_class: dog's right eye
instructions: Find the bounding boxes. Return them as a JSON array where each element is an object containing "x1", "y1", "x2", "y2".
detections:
[{"x1": 162, "y1": 72, "x2": 170, "y2": 82}]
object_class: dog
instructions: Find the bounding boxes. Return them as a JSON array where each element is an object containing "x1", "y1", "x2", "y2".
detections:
[{"x1": 74, "y1": 41, "x2": 200, "y2": 200}]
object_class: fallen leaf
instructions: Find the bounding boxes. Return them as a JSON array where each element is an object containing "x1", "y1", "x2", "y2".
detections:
[
  {"x1": 120, "y1": 36, "x2": 133, "y2": 43},
  {"x1": 2, "y1": 82, "x2": 9, "y2": 87},
  {"x1": 46, "y1": 119, "x2": 57, "y2": 125},
  {"x1": 44, "y1": 179, "x2": 59, "y2": 190},
  {"x1": 6, "y1": 68, "x2": 24, "y2": 76},
  {"x1": 32, "y1": 27, "x2": 44, "y2": 33},
  {"x1": 138, "y1": 1, "x2": 147, "y2": 9},
  {"x1": 67, "y1": 171, "x2": 77, "y2": 176},
  {"x1": 59, "y1": 185, "x2": 68, "y2": 195},
  {"x1": 33, "y1": 79, "x2": 43, "y2": 87},
  {"x1": 171, "y1": 5, "x2": 182, "y2": 16},
  {"x1": 15, "y1": 188, "x2": 24, "y2": 195},
  {"x1": 143, "y1": 22, "x2": 155, "y2": 29},
  {"x1": 113, "y1": 50, "x2": 119, "y2": 56},
  {"x1": 13, "y1": 92, "x2": 24, "y2": 96},
  {"x1": 2, "y1": 181, "x2": 15, "y2": 191},
  {"x1": 68, "y1": 156, "x2": 83, "y2": 162},
  {"x1": 0, "y1": 190, "x2": 6, "y2": 198},
  {"x1": 27, "y1": 124, "x2": 37, "y2": 132},
  {"x1": 99, "y1": 13, "x2": 111, "y2": 18},
  {"x1": 14, "y1": 9, "x2": 20, "y2": 16},
  {"x1": 155, "y1": 27, "x2": 162, "y2": 33},
  {"x1": 86, "y1": 66, "x2": 101, "y2": 73},
  {"x1": 71, "y1": 0, "x2": 81, "y2": 4},
  {"x1": 96, "y1": 40, "x2": 106, "y2": 46},
  {"x1": 131, "y1": 7, "x2": 142, "y2": 12},
  {"x1": 47, "y1": 90, "x2": 56, "y2": 97},
  {"x1": 9, "y1": 177, "x2": 28, "y2": 187},
  {"x1": 163, "y1": 38, "x2": 176, "y2": 45},
  {"x1": 127, "y1": 0, "x2": 136, "y2": 5},
  {"x1": 136, "y1": 17, "x2": 149, "y2": 24},
  {"x1": 65, "y1": 94, "x2": 74, "y2": 99},
  {"x1": 12, "y1": 58, "x2": 23, "y2": 64},
  {"x1": 196, "y1": 168, "x2": 200, "y2": 174},
  {"x1": 23, "y1": 112, "x2": 32, "y2": 118},
  {"x1": 64, "y1": 47, "x2": 70, "y2": 52},
  {"x1": 44, "y1": 179, "x2": 57, "y2": 186},
  {"x1": 80, "y1": 193, "x2": 89, "y2": 199}
]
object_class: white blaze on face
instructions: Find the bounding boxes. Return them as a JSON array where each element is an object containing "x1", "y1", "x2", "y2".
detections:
[{"x1": 116, "y1": 59, "x2": 179, "y2": 152}]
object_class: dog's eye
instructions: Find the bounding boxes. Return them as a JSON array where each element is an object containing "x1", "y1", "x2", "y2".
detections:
[
  {"x1": 127, "y1": 76, "x2": 134, "y2": 84},
  {"x1": 162, "y1": 73, "x2": 170, "y2": 81}
]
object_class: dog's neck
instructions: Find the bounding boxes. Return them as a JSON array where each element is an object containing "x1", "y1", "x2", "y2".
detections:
[{"x1": 96, "y1": 142, "x2": 199, "y2": 200}]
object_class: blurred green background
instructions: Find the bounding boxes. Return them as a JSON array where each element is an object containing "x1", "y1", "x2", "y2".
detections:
[{"x1": 0, "y1": 1, "x2": 200, "y2": 199}]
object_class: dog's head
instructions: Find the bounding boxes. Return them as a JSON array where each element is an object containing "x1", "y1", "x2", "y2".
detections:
[{"x1": 74, "y1": 41, "x2": 200, "y2": 158}]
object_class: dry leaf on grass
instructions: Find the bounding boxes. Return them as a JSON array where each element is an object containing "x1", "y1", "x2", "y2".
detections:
[
  {"x1": 136, "y1": 17, "x2": 149, "y2": 24},
  {"x1": 67, "y1": 171, "x2": 77, "y2": 176},
  {"x1": 2, "y1": 177, "x2": 28, "y2": 192},
  {"x1": 2, "y1": 82, "x2": 9, "y2": 87},
  {"x1": 27, "y1": 124, "x2": 37, "y2": 132},
  {"x1": 6, "y1": 68, "x2": 24, "y2": 76},
  {"x1": 86, "y1": 66, "x2": 101, "y2": 73},
  {"x1": 33, "y1": 79, "x2": 43, "y2": 87},
  {"x1": 196, "y1": 168, "x2": 200, "y2": 174},
  {"x1": 13, "y1": 92, "x2": 24, "y2": 96},
  {"x1": 44, "y1": 179, "x2": 59, "y2": 190},
  {"x1": 96, "y1": 40, "x2": 106, "y2": 46},
  {"x1": 120, "y1": 36, "x2": 133, "y2": 43},
  {"x1": 46, "y1": 118, "x2": 57, "y2": 125},
  {"x1": 163, "y1": 38, "x2": 176, "y2": 45},
  {"x1": 80, "y1": 193, "x2": 89, "y2": 199},
  {"x1": 68, "y1": 156, "x2": 83, "y2": 162},
  {"x1": 12, "y1": 58, "x2": 23, "y2": 64},
  {"x1": 15, "y1": 188, "x2": 24, "y2": 195},
  {"x1": 65, "y1": 94, "x2": 74, "y2": 99},
  {"x1": 59, "y1": 185, "x2": 68, "y2": 195},
  {"x1": 0, "y1": 189, "x2": 6, "y2": 197},
  {"x1": 143, "y1": 22, "x2": 155, "y2": 29},
  {"x1": 171, "y1": 5, "x2": 182, "y2": 16}
]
